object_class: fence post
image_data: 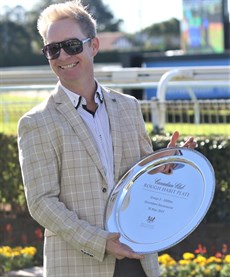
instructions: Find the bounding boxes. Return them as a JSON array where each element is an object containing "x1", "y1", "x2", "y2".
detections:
[
  {"x1": 150, "y1": 98, "x2": 165, "y2": 134},
  {"x1": 152, "y1": 69, "x2": 194, "y2": 133}
]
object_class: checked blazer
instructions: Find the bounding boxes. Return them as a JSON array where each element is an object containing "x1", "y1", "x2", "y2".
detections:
[{"x1": 18, "y1": 83, "x2": 160, "y2": 277}]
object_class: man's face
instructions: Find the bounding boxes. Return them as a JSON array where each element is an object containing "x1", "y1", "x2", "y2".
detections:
[{"x1": 44, "y1": 18, "x2": 99, "y2": 90}]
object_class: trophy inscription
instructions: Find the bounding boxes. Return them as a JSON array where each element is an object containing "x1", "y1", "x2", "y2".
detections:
[{"x1": 104, "y1": 148, "x2": 215, "y2": 253}]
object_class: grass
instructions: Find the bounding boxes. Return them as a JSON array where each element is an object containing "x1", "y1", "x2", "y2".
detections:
[
  {"x1": 145, "y1": 123, "x2": 230, "y2": 136},
  {"x1": 1, "y1": 92, "x2": 230, "y2": 136},
  {"x1": 0, "y1": 92, "x2": 45, "y2": 135},
  {"x1": 2, "y1": 120, "x2": 229, "y2": 137}
]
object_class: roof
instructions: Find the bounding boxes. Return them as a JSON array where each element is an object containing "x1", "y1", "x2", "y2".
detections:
[{"x1": 97, "y1": 32, "x2": 132, "y2": 51}]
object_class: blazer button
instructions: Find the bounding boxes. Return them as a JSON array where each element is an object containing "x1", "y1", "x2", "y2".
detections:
[{"x1": 102, "y1": 188, "x2": 107, "y2": 193}]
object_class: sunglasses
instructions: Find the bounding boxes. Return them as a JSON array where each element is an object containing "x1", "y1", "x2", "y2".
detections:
[{"x1": 42, "y1": 38, "x2": 91, "y2": 60}]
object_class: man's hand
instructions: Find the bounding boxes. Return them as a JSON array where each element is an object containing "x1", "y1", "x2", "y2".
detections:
[
  {"x1": 106, "y1": 233, "x2": 144, "y2": 260},
  {"x1": 161, "y1": 131, "x2": 196, "y2": 174},
  {"x1": 168, "y1": 130, "x2": 196, "y2": 149}
]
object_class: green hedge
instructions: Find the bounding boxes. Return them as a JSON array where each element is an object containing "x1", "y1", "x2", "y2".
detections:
[
  {"x1": 0, "y1": 134, "x2": 25, "y2": 214},
  {"x1": 0, "y1": 133, "x2": 229, "y2": 222}
]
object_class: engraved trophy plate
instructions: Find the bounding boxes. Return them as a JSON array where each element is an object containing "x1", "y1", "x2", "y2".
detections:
[{"x1": 104, "y1": 147, "x2": 215, "y2": 254}]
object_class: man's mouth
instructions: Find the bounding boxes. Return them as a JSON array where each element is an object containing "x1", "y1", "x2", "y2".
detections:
[{"x1": 59, "y1": 62, "x2": 78, "y2": 69}]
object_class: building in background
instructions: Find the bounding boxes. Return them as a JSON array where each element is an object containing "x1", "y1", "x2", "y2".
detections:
[{"x1": 97, "y1": 32, "x2": 133, "y2": 51}]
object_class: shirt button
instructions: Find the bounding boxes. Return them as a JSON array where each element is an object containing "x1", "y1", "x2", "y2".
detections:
[{"x1": 102, "y1": 188, "x2": 107, "y2": 193}]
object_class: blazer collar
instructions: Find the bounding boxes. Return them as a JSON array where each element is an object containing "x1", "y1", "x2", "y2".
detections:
[
  {"x1": 59, "y1": 81, "x2": 104, "y2": 109},
  {"x1": 52, "y1": 83, "x2": 123, "y2": 185},
  {"x1": 52, "y1": 84, "x2": 106, "y2": 181}
]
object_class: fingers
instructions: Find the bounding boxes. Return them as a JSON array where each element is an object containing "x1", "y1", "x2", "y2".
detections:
[
  {"x1": 117, "y1": 243, "x2": 144, "y2": 260},
  {"x1": 168, "y1": 131, "x2": 196, "y2": 150},
  {"x1": 106, "y1": 233, "x2": 144, "y2": 260},
  {"x1": 182, "y1": 136, "x2": 196, "y2": 149},
  {"x1": 167, "y1": 131, "x2": 179, "y2": 148},
  {"x1": 107, "y1": 232, "x2": 120, "y2": 240},
  {"x1": 122, "y1": 243, "x2": 144, "y2": 259}
]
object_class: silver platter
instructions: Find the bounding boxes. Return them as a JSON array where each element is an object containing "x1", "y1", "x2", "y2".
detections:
[{"x1": 104, "y1": 147, "x2": 215, "y2": 254}]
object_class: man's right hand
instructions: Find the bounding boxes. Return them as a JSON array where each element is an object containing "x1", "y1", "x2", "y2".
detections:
[{"x1": 105, "y1": 233, "x2": 144, "y2": 260}]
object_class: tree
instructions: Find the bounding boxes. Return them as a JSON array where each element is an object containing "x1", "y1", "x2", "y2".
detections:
[
  {"x1": 0, "y1": 20, "x2": 33, "y2": 66},
  {"x1": 82, "y1": 0, "x2": 123, "y2": 32},
  {"x1": 139, "y1": 18, "x2": 181, "y2": 51},
  {"x1": 143, "y1": 18, "x2": 180, "y2": 37},
  {"x1": 0, "y1": 5, "x2": 37, "y2": 66}
]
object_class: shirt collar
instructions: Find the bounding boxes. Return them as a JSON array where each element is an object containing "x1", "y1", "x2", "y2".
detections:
[{"x1": 60, "y1": 80, "x2": 103, "y2": 109}]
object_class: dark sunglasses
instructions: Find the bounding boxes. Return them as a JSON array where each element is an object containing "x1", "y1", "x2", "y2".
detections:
[{"x1": 42, "y1": 37, "x2": 91, "y2": 60}]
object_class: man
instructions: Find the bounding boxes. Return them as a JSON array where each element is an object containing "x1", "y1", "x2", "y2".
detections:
[{"x1": 18, "y1": 1, "x2": 195, "y2": 276}]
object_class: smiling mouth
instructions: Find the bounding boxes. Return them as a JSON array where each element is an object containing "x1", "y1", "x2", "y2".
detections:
[{"x1": 59, "y1": 62, "x2": 78, "y2": 69}]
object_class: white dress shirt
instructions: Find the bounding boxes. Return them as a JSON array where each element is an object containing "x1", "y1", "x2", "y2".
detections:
[{"x1": 61, "y1": 82, "x2": 114, "y2": 192}]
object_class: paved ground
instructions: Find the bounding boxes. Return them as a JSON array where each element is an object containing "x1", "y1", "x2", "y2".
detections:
[{"x1": 4, "y1": 267, "x2": 43, "y2": 277}]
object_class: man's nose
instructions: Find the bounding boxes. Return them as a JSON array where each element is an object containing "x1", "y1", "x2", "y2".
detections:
[{"x1": 58, "y1": 48, "x2": 71, "y2": 59}]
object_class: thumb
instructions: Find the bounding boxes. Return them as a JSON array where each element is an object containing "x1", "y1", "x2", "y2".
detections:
[
  {"x1": 168, "y1": 131, "x2": 179, "y2": 148},
  {"x1": 107, "y1": 232, "x2": 120, "y2": 240}
]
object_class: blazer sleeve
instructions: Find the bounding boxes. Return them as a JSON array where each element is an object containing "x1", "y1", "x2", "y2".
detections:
[{"x1": 17, "y1": 113, "x2": 109, "y2": 262}]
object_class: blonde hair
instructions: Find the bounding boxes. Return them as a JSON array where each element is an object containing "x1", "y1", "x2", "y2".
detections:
[{"x1": 37, "y1": 0, "x2": 97, "y2": 41}]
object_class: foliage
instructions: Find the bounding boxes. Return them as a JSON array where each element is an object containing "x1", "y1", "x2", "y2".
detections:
[
  {"x1": 0, "y1": 133, "x2": 25, "y2": 214},
  {"x1": 0, "y1": 246, "x2": 37, "y2": 274},
  {"x1": 143, "y1": 18, "x2": 180, "y2": 36},
  {"x1": 1, "y1": 243, "x2": 229, "y2": 275},
  {"x1": 82, "y1": 0, "x2": 123, "y2": 32},
  {"x1": 0, "y1": 20, "x2": 33, "y2": 67},
  {"x1": 158, "y1": 244, "x2": 230, "y2": 277},
  {"x1": 0, "y1": 220, "x2": 44, "y2": 269},
  {"x1": 195, "y1": 137, "x2": 230, "y2": 223},
  {"x1": 0, "y1": 132, "x2": 229, "y2": 223}
]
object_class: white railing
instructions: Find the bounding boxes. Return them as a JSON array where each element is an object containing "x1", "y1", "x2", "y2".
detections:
[
  {"x1": 152, "y1": 66, "x2": 230, "y2": 132},
  {"x1": 1, "y1": 65, "x2": 230, "y2": 133},
  {"x1": 1, "y1": 65, "x2": 229, "y2": 85}
]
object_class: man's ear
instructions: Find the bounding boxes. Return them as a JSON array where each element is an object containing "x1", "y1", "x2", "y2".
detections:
[{"x1": 91, "y1": 37, "x2": 100, "y2": 57}]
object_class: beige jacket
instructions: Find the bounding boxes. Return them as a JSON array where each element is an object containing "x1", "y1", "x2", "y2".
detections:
[{"x1": 18, "y1": 84, "x2": 160, "y2": 277}]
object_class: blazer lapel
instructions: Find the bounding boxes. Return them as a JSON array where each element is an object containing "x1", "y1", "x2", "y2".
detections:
[
  {"x1": 52, "y1": 85, "x2": 106, "y2": 181},
  {"x1": 102, "y1": 88, "x2": 122, "y2": 183}
]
